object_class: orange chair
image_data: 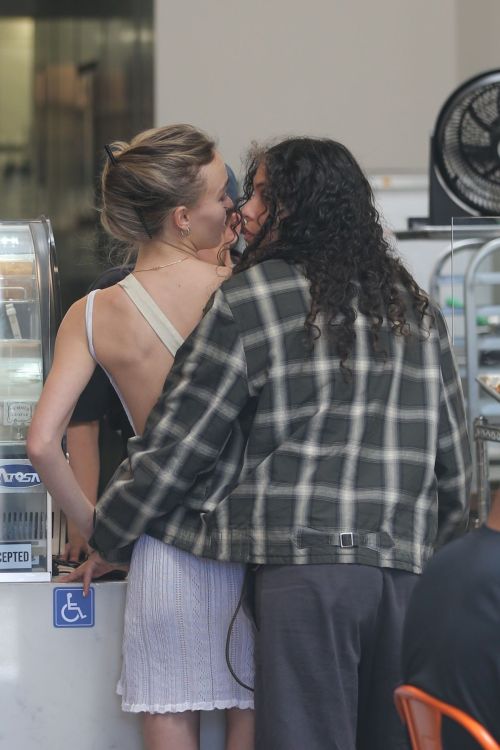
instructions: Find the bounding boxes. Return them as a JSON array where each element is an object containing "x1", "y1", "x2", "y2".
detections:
[{"x1": 394, "y1": 684, "x2": 500, "y2": 750}]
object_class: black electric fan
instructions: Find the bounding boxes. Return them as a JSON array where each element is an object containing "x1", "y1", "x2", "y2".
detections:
[{"x1": 428, "y1": 69, "x2": 500, "y2": 225}]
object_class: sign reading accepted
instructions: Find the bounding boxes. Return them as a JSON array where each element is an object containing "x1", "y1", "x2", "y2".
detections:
[{"x1": 0, "y1": 543, "x2": 32, "y2": 570}]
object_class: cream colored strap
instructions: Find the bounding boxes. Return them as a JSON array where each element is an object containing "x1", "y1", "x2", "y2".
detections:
[{"x1": 118, "y1": 274, "x2": 184, "y2": 356}]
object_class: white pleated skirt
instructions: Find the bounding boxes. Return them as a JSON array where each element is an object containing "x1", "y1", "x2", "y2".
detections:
[{"x1": 118, "y1": 534, "x2": 255, "y2": 714}]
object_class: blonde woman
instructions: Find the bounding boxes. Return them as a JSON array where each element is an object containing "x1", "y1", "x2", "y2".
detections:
[{"x1": 27, "y1": 124, "x2": 254, "y2": 750}]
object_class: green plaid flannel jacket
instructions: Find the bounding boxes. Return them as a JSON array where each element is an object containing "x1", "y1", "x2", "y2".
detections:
[{"x1": 90, "y1": 259, "x2": 472, "y2": 572}]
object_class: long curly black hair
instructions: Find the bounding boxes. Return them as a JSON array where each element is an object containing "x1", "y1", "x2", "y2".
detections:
[{"x1": 236, "y1": 137, "x2": 431, "y2": 368}]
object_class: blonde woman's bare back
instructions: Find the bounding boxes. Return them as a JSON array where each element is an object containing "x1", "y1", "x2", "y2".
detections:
[{"x1": 90, "y1": 258, "x2": 230, "y2": 435}]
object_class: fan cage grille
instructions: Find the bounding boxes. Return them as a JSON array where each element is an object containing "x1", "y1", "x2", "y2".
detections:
[{"x1": 435, "y1": 76, "x2": 500, "y2": 215}]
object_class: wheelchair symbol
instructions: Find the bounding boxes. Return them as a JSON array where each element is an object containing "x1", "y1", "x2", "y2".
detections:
[
  {"x1": 53, "y1": 587, "x2": 94, "y2": 628},
  {"x1": 60, "y1": 592, "x2": 87, "y2": 623}
]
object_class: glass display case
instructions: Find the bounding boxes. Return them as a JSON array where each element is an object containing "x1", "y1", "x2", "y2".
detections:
[{"x1": 0, "y1": 218, "x2": 60, "y2": 581}]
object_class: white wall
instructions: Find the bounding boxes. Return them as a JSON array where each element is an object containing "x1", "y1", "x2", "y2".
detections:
[{"x1": 154, "y1": 0, "x2": 459, "y2": 173}]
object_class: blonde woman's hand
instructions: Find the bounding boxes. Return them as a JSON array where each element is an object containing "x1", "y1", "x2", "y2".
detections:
[{"x1": 60, "y1": 550, "x2": 129, "y2": 596}]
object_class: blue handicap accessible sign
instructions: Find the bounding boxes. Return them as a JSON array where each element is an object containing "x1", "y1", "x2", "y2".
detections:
[{"x1": 53, "y1": 587, "x2": 94, "y2": 628}]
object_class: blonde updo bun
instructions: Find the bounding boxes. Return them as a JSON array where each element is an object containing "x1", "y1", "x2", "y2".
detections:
[{"x1": 101, "y1": 123, "x2": 216, "y2": 244}]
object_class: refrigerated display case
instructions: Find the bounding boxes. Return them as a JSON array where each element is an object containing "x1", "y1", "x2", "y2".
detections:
[{"x1": 0, "y1": 218, "x2": 60, "y2": 581}]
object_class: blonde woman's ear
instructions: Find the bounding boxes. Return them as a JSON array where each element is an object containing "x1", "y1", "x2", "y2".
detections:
[{"x1": 171, "y1": 205, "x2": 190, "y2": 234}]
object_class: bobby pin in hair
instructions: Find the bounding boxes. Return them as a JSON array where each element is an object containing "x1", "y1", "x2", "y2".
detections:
[
  {"x1": 104, "y1": 143, "x2": 153, "y2": 240},
  {"x1": 104, "y1": 143, "x2": 118, "y2": 165}
]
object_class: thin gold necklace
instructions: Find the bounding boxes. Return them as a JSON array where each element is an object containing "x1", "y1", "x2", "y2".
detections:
[{"x1": 134, "y1": 256, "x2": 188, "y2": 273}]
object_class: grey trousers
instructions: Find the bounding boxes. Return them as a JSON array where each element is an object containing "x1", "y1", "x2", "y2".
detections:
[{"x1": 252, "y1": 563, "x2": 417, "y2": 750}]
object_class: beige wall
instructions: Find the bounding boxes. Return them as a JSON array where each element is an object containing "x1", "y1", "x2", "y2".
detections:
[
  {"x1": 456, "y1": 0, "x2": 500, "y2": 81},
  {"x1": 154, "y1": 0, "x2": 498, "y2": 174}
]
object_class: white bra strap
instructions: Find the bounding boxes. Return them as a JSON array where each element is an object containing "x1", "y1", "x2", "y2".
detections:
[
  {"x1": 85, "y1": 290, "x2": 99, "y2": 360},
  {"x1": 118, "y1": 274, "x2": 184, "y2": 356}
]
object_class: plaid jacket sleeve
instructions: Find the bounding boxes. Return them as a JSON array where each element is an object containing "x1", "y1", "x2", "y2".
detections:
[
  {"x1": 434, "y1": 309, "x2": 472, "y2": 546},
  {"x1": 89, "y1": 288, "x2": 249, "y2": 563}
]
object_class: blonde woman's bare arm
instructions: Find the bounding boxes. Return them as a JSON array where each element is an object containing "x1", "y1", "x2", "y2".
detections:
[
  {"x1": 62, "y1": 419, "x2": 100, "y2": 561},
  {"x1": 27, "y1": 298, "x2": 97, "y2": 540}
]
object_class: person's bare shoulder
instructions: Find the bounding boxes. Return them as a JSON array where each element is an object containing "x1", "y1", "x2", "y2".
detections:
[
  {"x1": 58, "y1": 296, "x2": 87, "y2": 336},
  {"x1": 90, "y1": 283, "x2": 138, "y2": 330},
  {"x1": 92, "y1": 282, "x2": 128, "y2": 308}
]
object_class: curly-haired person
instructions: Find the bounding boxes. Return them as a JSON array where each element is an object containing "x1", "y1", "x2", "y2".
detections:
[{"x1": 64, "y1": 137, "x2": 471, "y2": 750}]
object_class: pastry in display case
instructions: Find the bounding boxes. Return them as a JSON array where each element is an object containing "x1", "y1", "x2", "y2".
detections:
[
  {"x1": 0, "y1": 218, "x2": 60, "y2": 581},
  {"x1": 477, "y1": 374, "x2": 500, "y2": 401}
]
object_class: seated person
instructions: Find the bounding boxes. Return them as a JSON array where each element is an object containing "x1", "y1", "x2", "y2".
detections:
[{"x1": 401, "y1": 491, "x2": 500, "y2": 748}]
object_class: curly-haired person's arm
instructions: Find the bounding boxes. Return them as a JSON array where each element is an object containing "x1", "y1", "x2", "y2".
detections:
[{"x1": 89, "y1": 289, "x2": 249, "y2": 563}]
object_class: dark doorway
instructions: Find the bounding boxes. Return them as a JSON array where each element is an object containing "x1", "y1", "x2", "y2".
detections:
[{"x1": 0, "y1": 1, "x2": 154, "y2": 311}]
